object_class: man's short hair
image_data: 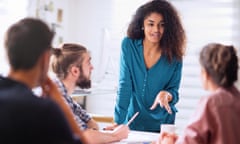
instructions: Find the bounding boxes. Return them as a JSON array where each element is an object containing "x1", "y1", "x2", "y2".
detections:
[{"x1": 4, "y1": 18, "x2": 54, "y2": 70}]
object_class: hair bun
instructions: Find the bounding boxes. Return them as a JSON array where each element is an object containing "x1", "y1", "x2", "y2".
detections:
[
  {"x1": 51, "y1": 48, "x2": 62, "y2": 57},
  {"x1": 200, "y1": 43, "x2": 238, "y2": 87}
]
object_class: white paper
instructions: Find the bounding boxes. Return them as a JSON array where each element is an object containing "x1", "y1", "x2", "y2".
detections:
[{"x1": 110, "y1": 130, "x2": 159, "y2": 144}]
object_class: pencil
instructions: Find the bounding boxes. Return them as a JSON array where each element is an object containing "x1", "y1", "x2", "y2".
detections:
[{"x1": 126, "y1": 112, "x2": 139, "y2": 126}]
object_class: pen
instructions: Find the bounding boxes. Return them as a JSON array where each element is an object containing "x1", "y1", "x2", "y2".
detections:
[{"x1": 126, "y1": 112, "x2": 139, "y2": 126}]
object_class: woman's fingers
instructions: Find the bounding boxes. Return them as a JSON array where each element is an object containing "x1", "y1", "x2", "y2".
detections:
[
  {"x1": 150, "y1": 91, "x2": 172, "y2": 114},
  {"x1": 164, "y1": 103, "x2": 172, "y2": 114},
  {"x1": 150, "y1": 99, "x2": 159, "y2": 110}
]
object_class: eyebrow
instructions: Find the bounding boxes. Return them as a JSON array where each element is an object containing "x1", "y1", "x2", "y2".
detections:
[{"x1": 147, "y1": 19, "x2": 164, "y2": 23}]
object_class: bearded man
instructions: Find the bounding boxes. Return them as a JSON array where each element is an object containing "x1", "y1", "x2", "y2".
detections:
[{"x1": 50, "y1": 43, "x2": 129, "y2": 144}]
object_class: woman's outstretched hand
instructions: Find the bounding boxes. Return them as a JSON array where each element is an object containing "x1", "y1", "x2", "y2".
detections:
[{"x1": 150, "y1": 91, "x2": 172, "y2": 114}]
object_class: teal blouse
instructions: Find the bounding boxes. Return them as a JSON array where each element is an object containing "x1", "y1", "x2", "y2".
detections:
[{"x1": 114, "y1": 37, "x2": 182, "y2": 132}]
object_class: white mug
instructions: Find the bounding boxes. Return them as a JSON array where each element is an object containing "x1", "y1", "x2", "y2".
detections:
[
  {"x1": 156, "y1": 124, "x2": 177, "y2": 144},
  {"x1": 161, "y1": 124, "x2": 176, "y2": 134}
]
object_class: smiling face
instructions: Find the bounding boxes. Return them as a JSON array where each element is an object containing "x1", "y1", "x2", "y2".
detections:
[{"x1": 143, "y1": 12, "x2": 165, "y2": 44}]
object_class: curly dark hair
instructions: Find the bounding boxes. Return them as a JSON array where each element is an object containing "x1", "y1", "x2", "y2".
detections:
[
  {"x1": 127, "y1": 0, "x2": 186, "y2": 62},
  {"x1": 200, "y1": 43, "x2": 239, "y2": 88}
]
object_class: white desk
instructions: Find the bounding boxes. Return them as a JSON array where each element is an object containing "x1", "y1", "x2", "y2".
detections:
[
  {"x1": 110, "y1": 130, "x2": 159, "y2": 144},
  {"x1": 71, "y1": 86, "x2": 116, "y2": 110}
]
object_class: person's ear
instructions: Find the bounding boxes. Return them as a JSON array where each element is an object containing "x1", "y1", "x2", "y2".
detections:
[
  {"x1": 70, "y1": 66, "x2": 79, "y2": 77},
  {"x1": 36, "y1": 50, "x2": 51, "y2": 86},
  {"x1": 43, "y1": 50, "x2": 51, "y2": 66},
  {"x1": 201, "y1": 68, "x2": 207, "y2": 81},
  {"x1": 39, "y1": 50, "x2": 50, "y2": 73},
  {"x1": 201, "y1": 67, "x2": 211, "y2": 89}
]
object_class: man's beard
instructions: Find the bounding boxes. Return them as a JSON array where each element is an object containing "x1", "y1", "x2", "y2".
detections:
[{"x1": 76, "y1": 67, "x2": 91, "y2": 89}]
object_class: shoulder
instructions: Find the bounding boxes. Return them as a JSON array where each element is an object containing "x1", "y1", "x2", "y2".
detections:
[
  {"x1": 25, "y1": 94, "x2": 62, "y2": 115},
  {"x1": 175, "y1": 59, "x2": 183, "y2": 69},
  {"x1": 164, "y1": 57, "x2": 182, "y2": 70},
  {"x1": 36, "y1": 98, "x2": 70, "y2": 126},
  {"x1": 52, "y1": 78, "x2": 68, "y2": 98},
  {"x1": 206, "y1": 87, "x2": 240, "y2": 107},
  {"x1": 31, "y1": 96, "x2": 61, "y2": 113},
  {"x1": 33, "y1": 99, "x2": 80, "y2": 143},
  {"x1": 121, "y1": 37, "x2": 142, "y2": 47},
  {"x1": 121, "y1": 37, "x2": 142, "y2": 53},
  {"x1": 172, "y1": 58, "x2": 183, "y2": 71},
  {"x1": 52, "y1": 77, "x2": 62, "y2": 90},
  {"x1": 121, "y1": 37, "x2": 132, "y2": 49},
  {"x1": 172, "y1": 57, "x2": 183, "y2": 65},
  {"x1": 196, "y1": 89, "x2": 226, "y2": 114},
  {"x1": 121, "y1": 36, "x2": 132, "y2": 44},
  {"x1": 35, "y1": 96, "x2": 62, "y2": 114}
]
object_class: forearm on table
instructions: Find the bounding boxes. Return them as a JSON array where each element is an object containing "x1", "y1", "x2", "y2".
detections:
[
  {"x1": 83, "y1": 129, "x2": 121, "y2": 144},
  {"x1": 87, "y1": 119, "x2": 99, "y2": 130}
]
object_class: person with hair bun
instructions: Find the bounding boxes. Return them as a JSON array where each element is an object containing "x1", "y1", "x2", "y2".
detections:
[
  {"x1": 51, "y1": 43, "x2": 96, "y2": 131},
  {"x1": 159, "y1": 43, "x2": 240, "y2": 144},
  {"x1": 50, "y1": 43, "x2": 129, "y2": 144}
]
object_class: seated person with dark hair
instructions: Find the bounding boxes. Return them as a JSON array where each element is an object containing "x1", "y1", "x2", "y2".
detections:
[{"x1": 0, "y1": 18, "x2": 84, "y2": 144}]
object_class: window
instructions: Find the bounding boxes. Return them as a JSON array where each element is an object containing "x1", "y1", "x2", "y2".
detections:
[{"x1": 171, "y1": 0, "x2": 240, "y2": 134}]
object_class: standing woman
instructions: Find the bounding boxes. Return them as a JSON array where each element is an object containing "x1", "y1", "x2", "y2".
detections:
[{"x1": 114, "y1": 0, "x2": 186, "y2": 132}]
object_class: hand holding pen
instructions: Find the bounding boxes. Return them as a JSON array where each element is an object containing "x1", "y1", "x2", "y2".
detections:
[
  {"x1": 109, "y1": 112, "x2": 138, "y2": 140},
  {"x1": 104, "y1": 112, "x2": 139, "y2": 130},
  {"x1": 126, "y1": 112, "x2": 139, "y2": 126}
]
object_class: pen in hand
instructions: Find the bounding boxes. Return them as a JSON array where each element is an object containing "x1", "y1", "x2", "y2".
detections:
[
  {"x1": 126, "y1": 112, "x2": 139, "y2": 126},
  {"x1": 103, "y1": 112, "x2": 139, "y2": 130}
]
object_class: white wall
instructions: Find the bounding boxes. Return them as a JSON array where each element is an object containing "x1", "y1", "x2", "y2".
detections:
[
  {"x1": 67, "y1": 0, "x2": 113, "y2": 82},
  {"x1": 0, "y1": 0, "x2": 28, "y2": 75},
  {"x1": 68, "y1": 0, "x2": 147, "y2": 82},
  {"x1": 28, "y1": 0, "x2": 72, "y2": 47},
  {"x1": 66, "y1": 0, "x2": 149, "y2": 119}
]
